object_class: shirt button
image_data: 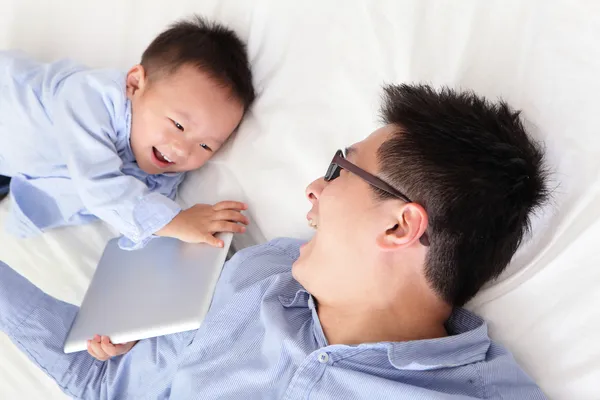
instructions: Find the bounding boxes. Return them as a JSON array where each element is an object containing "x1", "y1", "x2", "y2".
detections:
[{"x1": 318, "y1": 352, "x2": 329, "y2": 364}]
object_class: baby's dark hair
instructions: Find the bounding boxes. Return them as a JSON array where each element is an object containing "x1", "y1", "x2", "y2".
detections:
[{"x1": 141, "y1": 16, "x2": 255, "y2": 111}]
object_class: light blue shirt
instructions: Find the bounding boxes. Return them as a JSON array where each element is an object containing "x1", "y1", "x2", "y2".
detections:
[
  {"x1": 0, "y1": 238, "x2": 547, "y2": 399},
  {"x1": 0, "y1": 51, "x2": 183, "y2": 249}
]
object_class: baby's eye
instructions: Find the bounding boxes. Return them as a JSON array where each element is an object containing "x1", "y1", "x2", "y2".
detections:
[
  {"x1": 172, "y1": 120, "x2": 184, "y2": 131},
  {"x1": 200, "y1": 143, "x2": 212, "y2": 152}
]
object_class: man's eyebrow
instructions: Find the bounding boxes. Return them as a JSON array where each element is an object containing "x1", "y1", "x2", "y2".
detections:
[{"x1": 344, "y1": 146, "x2": 356, "y2": 158}]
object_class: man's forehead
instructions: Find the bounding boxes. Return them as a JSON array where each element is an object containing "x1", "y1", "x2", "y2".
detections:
[{"x1": 346, "y1": 126, "x2": 394, "y2": 161}]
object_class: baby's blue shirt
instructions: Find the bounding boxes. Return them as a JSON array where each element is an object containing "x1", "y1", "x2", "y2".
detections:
[{"x1": 0, "y1": 51, "x2": 184, "y2": 249}]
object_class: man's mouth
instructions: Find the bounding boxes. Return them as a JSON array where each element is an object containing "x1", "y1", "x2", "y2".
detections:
[{"x1": 152, "y1": 147, "x2": 175, "y2": 166}]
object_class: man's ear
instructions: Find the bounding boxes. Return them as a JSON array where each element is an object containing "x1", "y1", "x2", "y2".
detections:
[
  {"x1": 376, "y1": 203, "x2": 428, "y2": 250},
  {"x1": 126, "y1": 64, "x2": 147, "y2": 98}
]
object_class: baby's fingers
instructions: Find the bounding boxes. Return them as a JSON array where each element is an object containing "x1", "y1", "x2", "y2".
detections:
[
  {"x1": 211, "y1": 221, "x2": 246, "y2": 235},
  {"x1": 212, "y1": 201, "x2": 247, "y2": 211},
  {"x1": 201, "y1": 233, "x2": 225, "y2": 248},
  {"x1": 214, "y1": 210, "x2": 249, "y2": 225}
]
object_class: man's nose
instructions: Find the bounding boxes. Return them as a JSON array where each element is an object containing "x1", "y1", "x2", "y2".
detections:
[{"x1": 305, "y1": 177, "x2": 327, "y2": 204}]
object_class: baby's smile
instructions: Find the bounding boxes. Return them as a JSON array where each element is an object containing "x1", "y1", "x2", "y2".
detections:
[{"x1": 151, "y1": 147, "x2": 175, "y2": 168}]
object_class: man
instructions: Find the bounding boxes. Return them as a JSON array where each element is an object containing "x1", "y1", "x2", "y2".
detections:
[{"x1": 0, "y1": 84, "x2": 548, "y2": 399}]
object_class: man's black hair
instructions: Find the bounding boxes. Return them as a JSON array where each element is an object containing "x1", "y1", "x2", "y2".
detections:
[
  {"x1": 378, "y1": 83, "x2": 549, "y2": 306},
  {"x1": 141, "y1": 15, "x2": 255, "y2": 111}
]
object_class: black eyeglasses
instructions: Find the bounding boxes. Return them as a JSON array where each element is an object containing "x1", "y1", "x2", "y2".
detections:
[{"x1": 325, "y1": 149, "x2": 430, "y2": 246}]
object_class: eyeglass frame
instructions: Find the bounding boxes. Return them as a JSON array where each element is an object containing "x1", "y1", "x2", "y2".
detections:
[{"x1": 324, "y1": 149, "x2": 430, "y2": 246}]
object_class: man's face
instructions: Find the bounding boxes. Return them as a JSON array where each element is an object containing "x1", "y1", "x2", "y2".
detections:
[
  {"x1": 293, "y1": 125, "x2": 407, "y2": 306},
  {"x1": 127, "y1": 64, "x2": 244, "y2": 175}
]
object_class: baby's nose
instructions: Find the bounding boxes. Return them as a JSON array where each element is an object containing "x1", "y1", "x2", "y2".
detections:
[{"x1": 171, "y1": 140, "x2": 192, "y2": 159}]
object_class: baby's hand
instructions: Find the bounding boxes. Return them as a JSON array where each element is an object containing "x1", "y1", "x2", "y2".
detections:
[
  {"x1": 157, "y1": 201, "x2": 249, "y2": 247},
  {"x1": 87, "y1": 335, "x2": 137, "y2": 361}
]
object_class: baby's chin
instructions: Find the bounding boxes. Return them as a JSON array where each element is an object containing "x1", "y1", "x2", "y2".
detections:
[
  {"x1": 136, "y1": 158, "x2": 168, "y2": 175},
  {"x1": 135, "y1": 153, "x2": 202, "y2": 175},
  {"x1": 143, "y1": 163, "x2": 194, "y2": 175}
]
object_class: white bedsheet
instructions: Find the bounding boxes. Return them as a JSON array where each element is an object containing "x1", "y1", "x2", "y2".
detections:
[{"x1": 1, "y1": 1, "x2": 599, "y2": 399}]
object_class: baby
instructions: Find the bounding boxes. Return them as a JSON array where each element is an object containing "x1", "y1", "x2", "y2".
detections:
[{"x1": 0, "y1": 16, "x2": 255, "y2": 249}]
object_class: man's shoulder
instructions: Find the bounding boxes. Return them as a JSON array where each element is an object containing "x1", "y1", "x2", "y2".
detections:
[
  {"x1": 475, "y1": 340, "x2": 547, "y2": 399},
  {"x1": 233, "y1": 237, "x2": 304, "y2": 263},
  {"x1": 437, "y1": 309, "x2": 546, "y2": 398}
]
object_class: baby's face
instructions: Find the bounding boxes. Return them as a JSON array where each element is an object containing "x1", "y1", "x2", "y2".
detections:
[{"x1": 126, "y1": 64, "x2": 245, "y2": 175}]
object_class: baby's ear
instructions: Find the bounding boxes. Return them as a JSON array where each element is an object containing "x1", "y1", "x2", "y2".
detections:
[{"x1": 126, "y1": 65, "x2": 147, "y2": 97}]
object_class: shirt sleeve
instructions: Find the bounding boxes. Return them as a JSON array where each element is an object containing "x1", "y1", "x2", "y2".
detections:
[
  {"x1": 0, "y1": 260, "x2": 195, "y2": 399},
  {"x1": 52, "y1": 72, "x2": 181, "y2": 248}
]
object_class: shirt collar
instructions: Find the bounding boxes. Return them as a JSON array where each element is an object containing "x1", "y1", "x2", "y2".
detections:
[
  {"x1": 279, "y1": 291, "x2": 490, "y2": 370},
  {"x1": 279, "y1": 288, "x2": 329, "y2": 347},
  {"x1": 387, "y1": 308, "x2": 490, "y2": 370},
  {"x1": 278, "y1": 288, "x2": 309, "y2": 308}
]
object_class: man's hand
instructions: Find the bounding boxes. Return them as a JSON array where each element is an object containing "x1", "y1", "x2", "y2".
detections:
[
  {"x1": 87, "y1": 335, "x2": 137, "y2": 361},
  {"x1": 156, "y1": 201, "x2": 249, "y2": 247}
]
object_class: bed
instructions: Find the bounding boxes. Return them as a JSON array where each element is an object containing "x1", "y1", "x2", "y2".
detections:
[{"x1": 1, "y1": 0, "x2": 598, "y2": 398}]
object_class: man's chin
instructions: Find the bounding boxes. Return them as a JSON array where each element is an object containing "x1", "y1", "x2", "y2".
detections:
[
  {"x1": 291, "y1": 254, "x2": 306, "y2": 280},
  {"x1": 296, "y1": 239, "x2": 313, "y2": 260},
  {"x1": 291, "y1": 255, "x2": 304, "y2": 279},
  {"x1": 292, "y1": 240, "x2": 313, "y2": 283}
]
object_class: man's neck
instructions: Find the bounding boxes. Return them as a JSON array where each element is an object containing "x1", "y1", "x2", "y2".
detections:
[{"x1": 316, "y1": 289, "x2": 452, "y2": 346}]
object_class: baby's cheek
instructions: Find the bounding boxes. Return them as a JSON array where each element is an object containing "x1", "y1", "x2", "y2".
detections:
[
  {"x1": 154, "y1": 129, "x2": 173, "y2": 144},
  {"x1": 188, "y1": 151, "x2": 210, "y2": 171}
]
